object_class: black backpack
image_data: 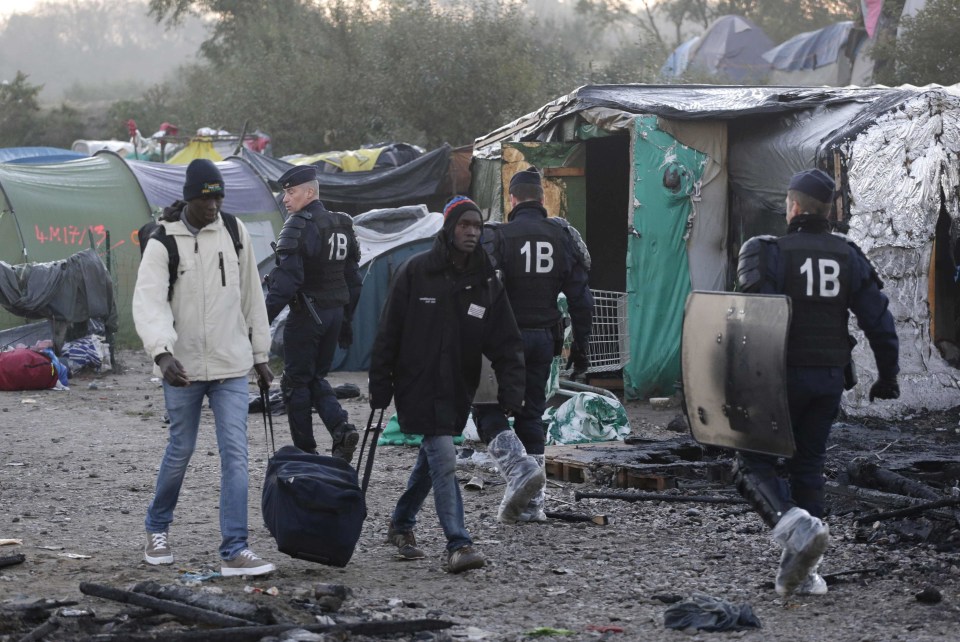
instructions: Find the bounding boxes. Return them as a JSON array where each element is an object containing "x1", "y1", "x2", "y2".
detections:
[{"x1": 138, "y1": 212, "x2": 243, "y2": 301}]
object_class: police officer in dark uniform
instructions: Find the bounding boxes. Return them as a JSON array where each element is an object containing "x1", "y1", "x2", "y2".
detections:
[
  {"x1": 266, "y1": 165, "x2": 362, "y2": 461},
  {"x1": 734, "y1": 168, "x2": 900, "y2": 596},
  {"x1": 476, "y1": 166, "x2": 594, "y2": 523}
]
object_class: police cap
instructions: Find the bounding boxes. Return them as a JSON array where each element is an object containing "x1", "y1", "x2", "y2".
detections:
[{"x1": 278, "y1": 165, "x2": 318, "y2": 189}]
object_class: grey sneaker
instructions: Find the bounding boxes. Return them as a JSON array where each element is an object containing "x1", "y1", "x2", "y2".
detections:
[
  {"x1": 144, "y1": 531, "x2": 173, "y2": 565},
  {"x1": 221, "y1": 549, "x2": 276, "y2": 577},
  {"x1": 386, "y1": 521, "x2": 425, "y2": 560},
  {"x1": 445, "y1": 545, "x2": 485, "y2": 574},
  {"x1": 332, "y1": 423, "x2": 360, "y2": 463}
]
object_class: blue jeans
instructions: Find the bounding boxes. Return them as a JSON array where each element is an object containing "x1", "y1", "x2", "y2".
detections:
[
  {"x1": 392, "y1": 435, "x2": 472, "y2": 551},
  {"x1": 145, "y1": 377, "x2": 250, "y2": 560}
]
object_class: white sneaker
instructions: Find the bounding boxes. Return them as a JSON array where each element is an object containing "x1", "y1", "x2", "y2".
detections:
[
  {"x1": 795, "y1": 572, "x2": 828, "y2": 595},
  {"x1": 221, "y1": 549, "x2": 276, "y2": 577},
  {"x1": 144, "y1": 531, "x2": 173, "y2": 565}
]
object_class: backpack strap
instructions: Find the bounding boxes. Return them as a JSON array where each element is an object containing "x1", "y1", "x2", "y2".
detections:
[
  {"x1": 220, "y1": 211, "x2": 244, "y2": 256},
  {"x1": 144, "y1": 226, "x2": 180, "y2": 302}
]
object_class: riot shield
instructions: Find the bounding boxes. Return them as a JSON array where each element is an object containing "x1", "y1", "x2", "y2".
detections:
[{"x1": 681, "y1": 291, "x2": 795, "y2": 458}]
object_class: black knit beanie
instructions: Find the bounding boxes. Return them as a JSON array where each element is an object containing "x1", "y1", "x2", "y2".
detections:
[{"x1": 183, "y1": 159, "x2": 225, "y2": 201}]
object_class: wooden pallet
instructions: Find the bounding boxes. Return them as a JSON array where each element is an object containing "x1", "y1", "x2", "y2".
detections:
[{"x1": 545, "y1": 455, "x2": 677, "y2": 490}]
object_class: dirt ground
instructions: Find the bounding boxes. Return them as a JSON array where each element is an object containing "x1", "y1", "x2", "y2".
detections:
[{"x1": 1, "y1": 350, "x2": 959, "y2": 641}]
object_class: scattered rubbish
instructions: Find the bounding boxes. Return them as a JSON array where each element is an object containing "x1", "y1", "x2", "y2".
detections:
[
  {"x1": 58, "y1": 553, "x2": 92, "y2": 559},
  {"x1": 455, "y1": 626, "x2": 495, "y2": 640},
  {"x1": 915, "y1": 586, "x2": 942, "y2": 604},
  {"x1": 545, "y1": 511, "x2": 609, "y2": 525},
  {"x1": 20, "y1": 399, "x2": 37, "y2": 404},
  {"x1": 663, "y1": 593, "x2": 761, "y2": 632},
  {"x1": 0, "y1": 539, "x2": 23, "y2": 546},
  {"x1": 244, "y1": 585, "x2": 280, "y2": 596},
  {"x1": 464, "y1": 476, "x2": 485, "y2": 491},
  {"x1": 37, "y1": 545, "x2": 64, "y2": 551},
  {"x1": 551, "y1": 568, "x2": 571, "y2": 575},
  {"x1": 525, "y1": 627, "x2": 576, "y2": 637},
  {"x1": 178, "y1": 570, "x2": 222, "y2": 583},
  {"x1": 545, "y1": 392, "x2": 630, "y2": 445},
  {"x1": 59, "y1": 608, "x2": 95, "y2": 617},
  {"x1": 6, "y1": 462, "x2": 25, "y2": 467},
  {"x1": 314, "y1": 614, "x2": 336, "y2": 626},
  {"x1": 0, "y1": 553, "x2": 26, "y2": 569}
]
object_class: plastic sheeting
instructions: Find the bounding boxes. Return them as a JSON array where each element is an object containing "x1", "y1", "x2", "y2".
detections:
[
  {"x1": 352, "y1": 205, "x2": 442, "y2": 267},
  {"x1": 624, "y1": 117, "x2": 708, "y2": 399},
  {"x1": 763, "y1": 22, "x2": 854, "y2": 71},
  {"x1": 0, "y1": 248, "x2": 117, "y2": 332},
  {"x1": 236, "y1": 145, "x2": 451, "y2": 208}
]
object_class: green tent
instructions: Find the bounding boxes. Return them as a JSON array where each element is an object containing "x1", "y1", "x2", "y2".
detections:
[{"x1": 0, "y1": 154, "x2": 152, "y2": 346}]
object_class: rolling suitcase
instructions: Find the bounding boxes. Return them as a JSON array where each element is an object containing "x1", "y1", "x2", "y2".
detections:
[{"x1": 261, "y1": 403, "x2": 384, "y2": 567}]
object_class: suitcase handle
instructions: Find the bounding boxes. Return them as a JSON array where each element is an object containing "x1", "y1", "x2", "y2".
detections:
[{"x1": 355, "y1": 408, "x2": 384, "y2": 496}]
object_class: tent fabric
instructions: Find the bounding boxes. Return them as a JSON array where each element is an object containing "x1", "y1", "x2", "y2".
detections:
[
  {"x1": 0, "y1": 147, "x2": 86, "y2": 164},
  {"x1": 332, "y1": 236, "x2": 435, "y2": 372},
  {"x1": 352, "y1": 205, "x2": 443, "y2": 267},
  {"x1": 165, "y1": 138, "x2": 224, "y2": 164},
  {"x1": 118, "y1": 154, "x2": 284, "y2": 268},
  {"x1": 763, "y1": 22, "x2": 854, "y2": 71},
  {"x1": 688, "y1": 15, "x2": 773, "y2": 82},
  {"x1": 237, "y1": 145, "x2": 452, "y2": 207},
  {"x1": 661, "y1": 36, "x2": 701, "y2": 79}
]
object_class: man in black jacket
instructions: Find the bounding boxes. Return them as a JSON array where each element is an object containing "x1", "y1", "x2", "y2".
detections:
[
  {"x1": 265, "y1": 165, "x2": 362, "y2": 462},
  {"x1": 476, "y1": 167, "x2": 594, "y2": 523},
  {"x1": 369, "y1": 196, "x2": 529, "y2": 573},
  {"x1": 735, "y1": 168, "x2": 900, "y2": 596}
]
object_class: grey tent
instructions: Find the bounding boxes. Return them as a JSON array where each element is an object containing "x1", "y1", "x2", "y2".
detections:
[
  {"x1": 763, "y1": 22, "x2": 864, "y2": 86},
  {"x1": 687, "y1": 15, "x2": 773, "y2": 82}
]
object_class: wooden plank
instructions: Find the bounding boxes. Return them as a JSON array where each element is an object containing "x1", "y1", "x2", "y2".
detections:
[{"x1": 542, "y1": 167, "x2": 585, "y2": 177}]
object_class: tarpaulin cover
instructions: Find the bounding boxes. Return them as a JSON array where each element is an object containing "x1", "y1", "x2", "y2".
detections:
[
  {"x1": 763, "y1": 21, "x2": 854, "y2": 71},
  {"x1": 351, "y1": 205, "x2": 442, "y2": 267},
  {"x1": 0, "y1": 248, "x2": 117, "y2": 332},
  {"x1": 625, "y1": 117, "x2": 708, "y2": 399},
  {"x1": 237, "y1": 145, "x2": 451, "y2": 207},
  {"x1": 165, "y1": 138, "x2": 223, "y2": 164}
]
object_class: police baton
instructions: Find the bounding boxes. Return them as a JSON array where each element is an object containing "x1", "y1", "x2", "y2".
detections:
[{"x1": 261, "y1": 387, "x2": 275, "y2": 456}]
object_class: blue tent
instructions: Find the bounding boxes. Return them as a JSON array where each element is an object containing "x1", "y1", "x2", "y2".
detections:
[{"x1": 0, "y1": 147, "x2": 86, "y2": 164}]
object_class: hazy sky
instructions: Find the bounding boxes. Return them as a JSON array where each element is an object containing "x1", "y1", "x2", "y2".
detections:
[{"x1": 0, "y1": 0, "x2": 97, "y2": 19}]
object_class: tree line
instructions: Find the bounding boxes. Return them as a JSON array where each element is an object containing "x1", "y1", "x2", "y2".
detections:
[{"x1": 1, "y1": 0, "x2": 957, "y2": 156}]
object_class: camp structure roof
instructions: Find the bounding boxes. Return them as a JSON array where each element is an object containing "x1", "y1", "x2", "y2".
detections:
[
  {"x1": 0, "y1": 153, "x2": 152, "y2": 346},
  {"x1": 235, "y1": 144, "x2": 454, "y2": 215},
  {"x1": 0, "y1": 147, "x2": 87, "y2": 164},
  {"x1": 472, "y1": 82, "x2": 960, "y2": 417}
]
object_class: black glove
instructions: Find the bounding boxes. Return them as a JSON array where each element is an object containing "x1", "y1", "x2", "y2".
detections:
[
  {"x1": 566, "y1": 341, "x2": 590, "y2": 377},
  {"x1": 338, "y1": 320, "x2": 353, "y2": 349},
  {"x1": 869, "y1": 378, "x2": 900, "y2": 402}
]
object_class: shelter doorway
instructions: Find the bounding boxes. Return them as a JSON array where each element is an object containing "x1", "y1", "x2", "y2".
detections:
[
  {"x1": 931, "y1": 205, "x2": 960, "y2": 365},
  {"x1": 584, "y1": 135, "x2": 630, "y2": 292}
]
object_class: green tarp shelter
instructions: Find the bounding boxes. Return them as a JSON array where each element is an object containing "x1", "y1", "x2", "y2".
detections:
[{"x1": 0, "y1": 154, "x2": 152, "y2": 345}]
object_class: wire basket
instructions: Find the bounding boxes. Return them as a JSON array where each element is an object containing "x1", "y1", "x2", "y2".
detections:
[{"x1": 585, "y1": 289, "x2": 629, "y2": 374}]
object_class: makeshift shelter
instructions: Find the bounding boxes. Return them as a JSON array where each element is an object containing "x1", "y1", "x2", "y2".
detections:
[
  {"x1": 235, "y1": 144, "x2": 455, "y2": 215},
  {"x1": 330, "y1": 205, "x2": 442, "y2": 371},
  {"x1": 285, "y1": 143, "x2": 424, "y2": 173},
  {"x1": 763, "y1": 22, "x2": 865, "y2": 86},
  {"x1": 685, "y1": 15, "x2": 773, "y2": 82},
  {"x1": 661, "y1": 36, "x2": 701, "y2": 79},
  {"x1": 472, "y1": 83, "x2": 960, "y2": 416},
  {"x1": 0, "y1": 154, "x2": 153, "y2": 345},
  {"x1": 165, "y1": 138, "x2": 224, "y2": 164}
]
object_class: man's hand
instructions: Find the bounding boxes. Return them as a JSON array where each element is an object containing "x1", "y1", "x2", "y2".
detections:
[
  {"x1": 254, "y1": 362, "x2": 274, "y2": 392},
  {"x1": 869, "y1": 378, "x2": 900, "y2": 402},
  {"x1": 338, "y1": 321, "x2": 353, "y2": 350},
  {"x1": 156, "y1": 353, "x2": 189, "y2": 387},
  {"x1": 566, "y1": 342, "x2": 590, "y2": 378}
]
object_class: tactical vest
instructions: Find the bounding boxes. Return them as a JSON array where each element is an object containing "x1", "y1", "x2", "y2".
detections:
[
  {"x1": 498, "y1": 214, "x2": 568, "y2": 329},
  {"x1": 301, "y1": 210, "x2": 355, "y2": 309},
  {"x1": 777, "y1": 232, "x2": 852, "y2": 367}
]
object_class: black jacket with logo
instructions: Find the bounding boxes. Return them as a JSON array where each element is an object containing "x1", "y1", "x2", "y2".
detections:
[{"x1": 369, "y1": 234, "x2": 525, "y2": 436}]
